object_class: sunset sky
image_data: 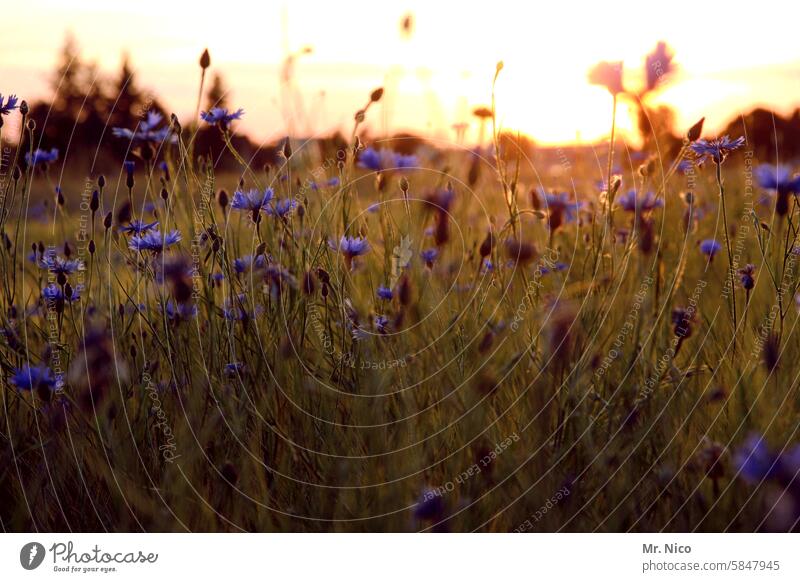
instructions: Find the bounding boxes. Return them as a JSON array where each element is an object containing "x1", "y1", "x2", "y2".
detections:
[{"x1": 2, "y1": 0, "x2": 799, "y2": 146}]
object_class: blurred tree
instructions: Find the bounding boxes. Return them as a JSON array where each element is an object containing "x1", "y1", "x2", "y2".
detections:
[{"x1": 205, "y1": 72, "x2": 229, "y2": 111}]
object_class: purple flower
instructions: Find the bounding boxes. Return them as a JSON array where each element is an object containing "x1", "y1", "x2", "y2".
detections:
[
  {"x1": 223, "y1": 294, "x2": 263, "y2": 321},
  {"x1": 616, "y1": 189, "x2": 663, "y2": 213},
  {"x1": 233, "y1": 254, "x2": 267, "y2": 274},
  {"x1": 200, "y1": 107, "x2": 244, "y2": 127},
  {"x1": 230, "y1": 188, "x2": 274, "y2": 212},
  {"x1": 420, "y1": 248, "x2": 439, "y2": 266},
  {"x1": 42, "y1": 284, "x2": 81, "y2": 303},
  {"x1": 40, "y1": 251, "x2": 83, "y2": 275},
  {"x1": 413, "y1": 488, "x2": 445, "y2": 521},
  {"x1": 645, "y1": 41, "x2": 675, "y2": 92},
  {"x1": 224, "y1": 362, "x2": 245, "y2": 376},
  {"x1": 266, "y1": 197, "x2": 298, "y2": 218},
  {"x1": 119, "y1": 219, "x2": 159, "y2": 235},
  {"x1": 330, "y1": 235, "x2": 371, "y2": 269},
  {"x1": 690, "y1": 136, "x2": 745, "y2": 165},
  {"x1": 25, "y1": 148, "x2": 59, "y2": 166},
  {"x1": 756, "y1": 165, "x2": 800, "y2": 194},
  {"x1": 377, "y1": 285, "x2": 394, "y2": 300},
  {"x1": 162, "y1": 300, "x2": 198, "y2": 321},
  {"x1": 738, "y1": 264, "x2": 756, "y2": 290},
  {"x1": 112, "y1": 111, "x2": 175, "y2": 144},
  {"x1": 11, "y1": 363, "x2": 59, "y2": 392},
  {"x1": 129, "y1": 229, "x2": 182, "y2": 253},
  {"x1": 756, "y1": 165, "x2": 800, "y2": 216},
  {"x1": 699, "y1": 239, "x2": 721, "y2": 259},
  {"x1": 310, "y1": 177, "x2": 340, "y2": 191},
  {"x1": 537, "y1": 190, "x2": 584, "y2": 230},
  {"x1": 374, "y1": 314, "x2": 390, "y2": 333},
  {"x1": 0, "y1": 93, "x2": 19, "y2": 115},
  {"x1": 734, "y1": 433, "x2": 778, "y2": 484},
  {"x1": 357, "y1": 147, "x2": 418, "y2": 172}
]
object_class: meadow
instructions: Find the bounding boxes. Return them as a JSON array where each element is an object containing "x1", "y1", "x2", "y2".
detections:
[{"x1": 1, "y1": 52, "x2": 800, "y2": 533}]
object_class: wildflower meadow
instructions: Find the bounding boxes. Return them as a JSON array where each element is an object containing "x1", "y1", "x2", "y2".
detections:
[{"x1": 2, "y1": 31, "x2": 800, "y2": 536}]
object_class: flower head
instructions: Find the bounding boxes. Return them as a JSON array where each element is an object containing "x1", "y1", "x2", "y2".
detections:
[
  {"x1": 535, "y1": 190, "x2": 584, "y2": 231},
  {"x1": 11, "y1": 363, "x2": 59, "y2": 393},
  {"x1": 112, "y1": 111, "x2": 175, "y2": 144},
  {"x1": 588, "y1": 61, "x2": 624, "y2": 95},
  {"x1": 0, "y1": 93, "x2": 19, "y2": 115},
  {"x1": 357, "y1": 147, "x2": 418, "y2": 172},
  {"x1": 756, "y1": 164, "x2": 800, "y2": 216},
  {"x1": 129, "y1": 229, "x2": 181, "y2": 253},
  {"x1": 644, "y1": 41, "x2": 675, "y2": 92},
  {"x1": 734, "y1": 433, "x2": 777, "y2": 484},
  {"x1": 377, "y1": 285, "x2": 394, "y2": 300},
  {"x1": 40, "y1": 251, "x2": 83, "y2": 276},
  {"x1": 690, "y1": 135, "x2": 745, "y2": 165},
  {"x1": 162, "y1": 300, "x2": 198, "y2": 321},
  {"x1": 266, "y1": 197, "x2": 298, "y2": 218},
  {"x1": 200, "y1": 107, "x2": 244, "y2": 127},
  {"x1": 738, "y1": 264, "x2": 756, "y2": 290},
  {"x1": 616, "y1": 189, "x2": 663, "y2": 214},
  {"x1": 420, "y1": 248, "x2": 439, "y2": 267},
  {"x1": 25, "y1": 148, "x2": 59, "y2": 166},
  {"x1": 331, "y1": 235, "x2": 370, "y2": 269},
  {"x1": 230, "y1": 188, "x2": 274, "y2": 212},
  {"x1": 42, "y1": 284, "x2": 81, "y2": 303},
  {"x1": 699, "y1": 239, "x2": 722, "y2": 259},
  {"x1": 119, "y1": 219, "x2": 159, "y2": 235},
  {"x1": 233, "y1": 254, "x2": 267, "y2": 274}
]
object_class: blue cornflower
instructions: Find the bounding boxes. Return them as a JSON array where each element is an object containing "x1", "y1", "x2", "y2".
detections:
[
  {"x1": 734, "y1": 433, "x2": 777, "y2": 484},
  {"x1": 230, "y1": 188, "x2": 274, "y2": 212},
  {"x1": 413, "y1": 488, "x2": 445, "y2": 521},
  {"x1": 420, "y1": 248, "x2": 439, "y2": 266},
  {"x1": 25, "y1": 148, "x2": 59, "y2": 166},
  {"x1": 310, "y1": 177, "x2": 340, "y2": 191},
  {"x1": 645, "y1": 41, "x2": 675, "y2": 92},
  {"x1": 128, "y1": 229, "x2": 182, "y2": 253},
  {"x1": 266, "y1": 197, "x2": 298, "y2": 218},
  {"x1": 123, "y1": 160, "x2": 135, "y2": 176},
  {"x1": 222, "y1": 294, "x2": 263, "y2": 321},
  {"x1": 375, "y1": 314, "x2": 390, "y2": 333},
  {"x1": 756, "y1": 165, "x2": 800, "y2": 194},
  {"x1": 330, "y1": 235, "x2": 370, "y2": 269},
  {"x1": 119, "y1": 219, "x2": 159, "y2": 235},
  {"x1": 537, "y1": 190, "x2": 584, "y2": 231},
  {"x1": 616, "y1": 189, "x2": 663, "y2": 213},
  {"x1": 690, "y1": 135, "x2": 745, "y2": 165},
  {"x1": 377, "y1": 285, "x2": 394, "y2": 300},
  {"x1": 162, "y1": 300, "x2": 198, "y2": 321},
  {"x1": 42, "y1": 284, "x2": 81, "y2": 303},
  {"x1": 233, "y1": 254, "x2": 267, "y2": 274},
  {"x1": 756, "y1": 164, "x2": 800, "y2": 217},
  {"x1": 481, "y1": 259, "x2": 494, "y2": 273},
  {"x1": 11, "y1": 363, "x2": 59, "y2": 393},
  {"x1": 357, "y1": 147, "x2": 418, "y2": 172},
  {"x1": 112, "y1": 111, "x2": 175, "y2": 143},
  {"x1": 40, "y1": 251, "x2": 83, "y2": 275},
  {"x1": 699, "y1": 239, "x2": 722, "y2": 260},
  {"x1": 0, "y1": 93, "x2": 19, "y2": 115},
  {"x1": 331, "y1": 236, "x2": 370, "y2": 257},
  {"x1": 540, "y1": 261, "x2": 569, "y2": 275},
  {"x1": 200, "y1": 107, "x2": 244, "y2": 127},
  {"x1": 224, "y1": 362, "x2": 245, "y2": 376}
]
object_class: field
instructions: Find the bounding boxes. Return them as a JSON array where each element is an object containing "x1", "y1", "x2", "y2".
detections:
[{"x1": 2, "y1": 60, "x2": 800, "y2": 534}]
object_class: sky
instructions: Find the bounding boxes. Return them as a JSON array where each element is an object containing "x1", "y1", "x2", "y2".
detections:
[{"x1": 1, "y1": 0, "x2": 799, "y2": 146}]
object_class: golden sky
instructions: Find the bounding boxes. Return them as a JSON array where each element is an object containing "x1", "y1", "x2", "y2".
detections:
[{"x1": 2, "y1": 0, "x2": 799, "y2": 145}]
